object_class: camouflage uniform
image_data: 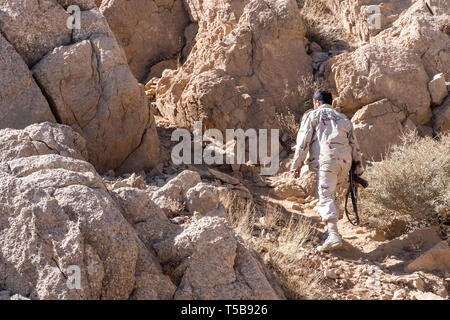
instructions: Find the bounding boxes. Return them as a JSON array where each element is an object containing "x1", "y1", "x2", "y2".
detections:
[{"x1": 291, "y1": 104, "x2": 363, "y2": 223}]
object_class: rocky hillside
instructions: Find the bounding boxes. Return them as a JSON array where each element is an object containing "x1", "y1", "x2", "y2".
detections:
[{"x1": 0, "y1": 0, "x2": 449, "y2": 300}]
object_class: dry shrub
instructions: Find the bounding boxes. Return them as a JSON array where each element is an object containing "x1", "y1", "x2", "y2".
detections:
[
  {"x1": 275, "y1": 111, "x2": 299, "y2": 142},
  {"x1": 360, "y1": 131, "x2": 450, "y2": 234},
  {"x1": 222, "y1": 193, "x2": 323, "y2": 299},
  {"x1": 300, "y1": 0, "x2": 354, "y2": 51},
  {"x1": 276, "y1": 74, "x2": 318, "y2": 142}
]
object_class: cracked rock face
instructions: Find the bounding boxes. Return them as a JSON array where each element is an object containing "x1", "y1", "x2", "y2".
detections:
[
  {"x1": 0, "y1": 123, "x2": 175, "y2": 299},
  {"x1": 351, "y1": 99, "x2": 414, "y2": 162},
  {"x1": 0, "y1": 0, "x2": 160, "y2": 174},
  {"x1": 155, "y1": 0, "x2": 312, "y2": 132},
  {"x1": 153, "y1": 215, "x2": 285, "y2": 300},
  {"x1": 0, "y1": 33, "x2": 56, "y2": 129},
  {"x1": 99, "y1": 0, "x2": 190, "y2": 81},
  {"x1": 327, "y1": 44, "x2": 431, "y2": 125},
  {"x1": 371, "y1": 1, "x2": 450, "y2": 81}
]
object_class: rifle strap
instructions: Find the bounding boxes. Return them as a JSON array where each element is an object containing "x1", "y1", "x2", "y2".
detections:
[{"x1": 345, "y1": 175, "x2": 360, "y2": 226}]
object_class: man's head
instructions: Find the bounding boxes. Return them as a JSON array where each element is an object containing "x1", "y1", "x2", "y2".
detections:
[{"x1": 313, "y1": 90, "x2": 333, "y2": 109}]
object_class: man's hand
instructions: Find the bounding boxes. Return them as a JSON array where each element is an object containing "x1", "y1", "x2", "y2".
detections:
[{"x1": 293, "y1": 167, "x2": 301, "y2": 179}]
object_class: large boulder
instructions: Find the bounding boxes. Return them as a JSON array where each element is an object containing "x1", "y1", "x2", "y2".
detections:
[
  {"x1": 0, "y1": 1, "x2": 160, "y2": 173},
  {"x1": 155, "y1": 0, "x2": 312, "y2": 132},
  {"x1": 99, "y1": 0, "x2": 190, "y2": 81},
  {"x1": 154, "y1": 215, "x2": 285, "y2": 299},
  {"x1": 0, "y1": 123, "x2": 175, "y2": 300},
  {"x1": 327, "y1": 44, "x2": 431, "y2": 125},
  {"x1": 0, "y1": 33, "x2": 55, "y2": 129},
  {"x1": 351, "y1": 99, "x2": 414, "y2": 162}
]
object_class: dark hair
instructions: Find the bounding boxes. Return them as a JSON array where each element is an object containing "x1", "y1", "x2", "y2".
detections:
[{"x1": 313, "y1": 90, "x2": 333, "y2": 105}]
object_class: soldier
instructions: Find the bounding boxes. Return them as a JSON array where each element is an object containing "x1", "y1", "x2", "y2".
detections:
[{"x1": 291, "y1": 90, "x2": 363, "y2": 252}]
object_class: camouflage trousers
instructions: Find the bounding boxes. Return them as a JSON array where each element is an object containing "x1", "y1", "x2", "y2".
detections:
[{"x1": 316, "y1": 160, "x2": 351, "y2": 222}]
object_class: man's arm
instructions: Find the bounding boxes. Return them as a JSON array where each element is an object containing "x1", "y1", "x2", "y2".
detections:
[
  {"x1": 348, "y1": 126, "x2": 364, "y2": 175},
  {"x1": 290, "y1": 113, "x2": 314, "y2": 173}
]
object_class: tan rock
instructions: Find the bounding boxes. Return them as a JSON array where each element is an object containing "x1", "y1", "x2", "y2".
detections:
[
  {"x1": 328, "y1": 44, "x2": 431, "y2": 125},
  {"x1": 0, "y1": 33, "x2": 55, "y2": 130},
  {"x1": 321, "y1": 0, "x2": 413, "y2": 43},
  {"x1": 186, "y1": 182, "x2": 220, "y2": 215},
  {"x1": 371, "y1": 1, "x2": 450, "y2": 80},
  {"x1": 110, "y1": 173, "x2": 147, "y2": 190},
  {"x1": 0, "y1": 0, "x2": 72, "y2": 66},
  {"x1": 151, "y1": 170, "x2": 202, "y2": 216},
  {"x1": 0, "y1": 123, "x2": 174, "y2": 300},
  {"x1": 208, "y1": 168, "x2": 240, "y2": 185},
  {"x1": 155, "y1": 0, "x2": 312, "y2": 132},
  {"x1": 29, "y1": 9, "x2": 160, "y2": 174},
  {"x1": 145, "y1": 59, "x2": 179, "y2": 83},
  {"x1": 0, "y1": 122, "x2": 88, "y2": 163},
  {"x1": 352, "y1": 99, "x2": 412, "y2": 162},
  {"x1": 309, "y1": 41, "x2": 322, "y2": 53},
  {"x1": 100, "y1": 0, "x2": 190, "y2": 81},
  {"x1": 428, "y1": 73, "x2": 448, "y2": 106},
  {"x1": 405, "y1": 240, "x2": 450, "y2": 273},
  {"x1": 153, "y1": 215, "x2": 285, "y2": 299}
]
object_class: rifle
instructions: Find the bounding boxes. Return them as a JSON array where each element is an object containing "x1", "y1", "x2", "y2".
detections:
[{"x1": 344, "y1": 166, "x2": 369, "y2": 226}]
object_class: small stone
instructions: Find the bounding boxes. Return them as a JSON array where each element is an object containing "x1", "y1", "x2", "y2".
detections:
[
  {"x1": 429, "y1": 73, "x2": 448, "y2": 106},
  {"x1": 324, "y1": 268, "x2": 339, "y2": 279},
  {"x1": 208, "y1": 168, "x2": 240, "y2": 185},
  {"x1": 309, "y1": 41, "x2": 322, "y2": 52}
]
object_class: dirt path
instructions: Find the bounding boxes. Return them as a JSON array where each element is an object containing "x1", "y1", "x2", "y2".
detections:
[{"x1": 246, "y1": 178, "x2": 449, "y2": 300}]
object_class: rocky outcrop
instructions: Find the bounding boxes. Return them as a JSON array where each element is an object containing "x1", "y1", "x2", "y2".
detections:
[
  {"x1": 0, "y1": 34, "x2": 56, "y2": 130},
  {"x1": 327, "y1": 44, "x2": 431, "y2": 125},
  {"x1": 155, "y1": 0, "x2": 312, "y2": 132},
  {"x1": 0, "y1": 1, "x2": 160, "y2": 174},
  {"x1": 154, "y1": 215, "x2": 285, "y2": 299},
  {"x1": 111, "y1": 171, "x2": 285, "y2": 300},
  {"x1": 371, "y1": 1, "x2": 450, "y2": 81},
  {"x1": 99, "y1": 0, "x2": 190, "y2": 81},
  {"x1": 320, "y1": 1, "x2": 449, "y2": 82},
  {"x1": 0, "y1": 123, "x2": 174, "y2": 299},
  {"x1": 321, "y1": 0, "x2": 413, "y2": 43}
]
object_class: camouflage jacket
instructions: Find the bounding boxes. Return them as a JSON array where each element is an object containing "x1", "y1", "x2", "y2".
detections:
[{"x1": 290, "y1": 104, "x2": 363, "y2": 174}]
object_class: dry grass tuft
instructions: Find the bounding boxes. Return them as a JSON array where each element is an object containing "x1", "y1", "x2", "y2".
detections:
[
  {"x1": 276, "y1": 74, "x2": 319, "y2": 142},
  {"x1": 360, "y1": 131, "x2": 450, "y2": 235},
  {"x1": 222, "y1": 193, "x2": 324, "y2": 299}
]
